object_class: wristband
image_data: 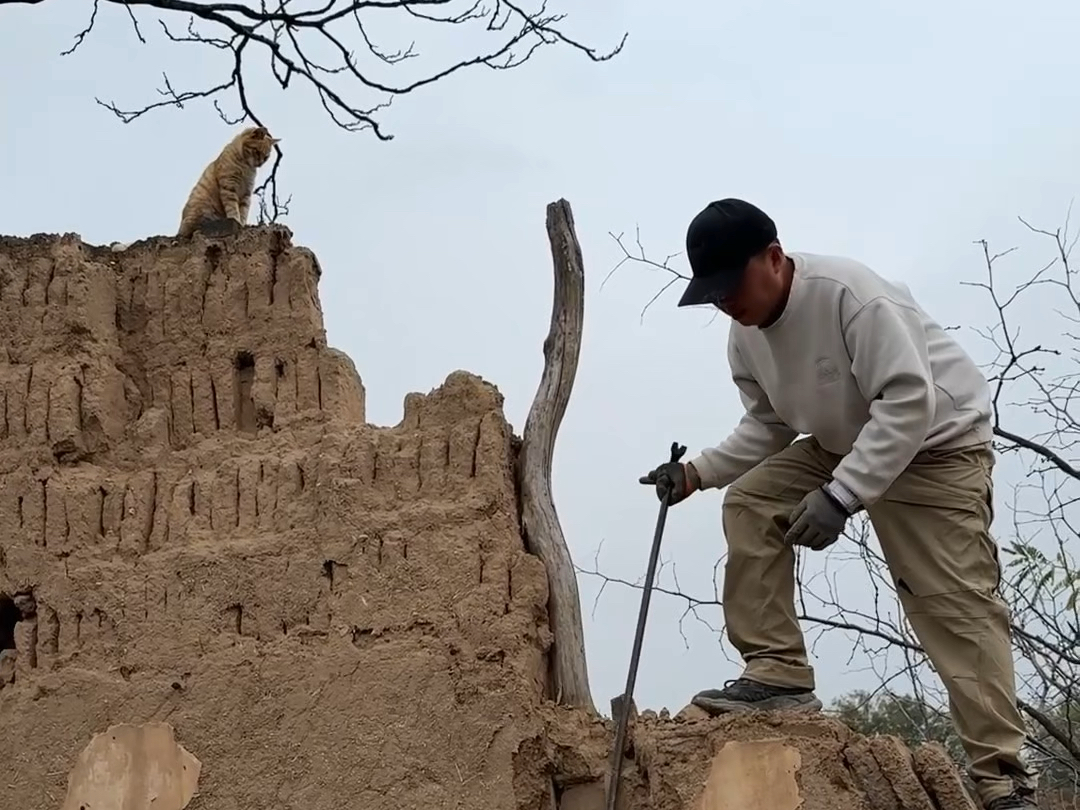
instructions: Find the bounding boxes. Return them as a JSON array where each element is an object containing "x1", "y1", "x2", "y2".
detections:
[{"x1": 824, "y1": 479, "x2": 861, "y2": 515}]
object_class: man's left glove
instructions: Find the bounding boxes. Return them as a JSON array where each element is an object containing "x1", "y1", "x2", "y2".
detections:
[{"x1": 784, "y1": 487, "x2": 852, "y2": 551}]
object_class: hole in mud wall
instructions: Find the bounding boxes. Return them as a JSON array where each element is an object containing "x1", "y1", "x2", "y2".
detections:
[
  {"x1": 0, "y1": 595, "x2": 18, "y2": 651},
  {"x1": 234, "y1": 351, "x2": 257, "y2": 434}
]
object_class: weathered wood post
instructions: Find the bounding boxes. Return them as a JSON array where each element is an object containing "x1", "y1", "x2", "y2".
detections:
[{"x1": 517, "y1": 198, "x2": 595, "y2": 712}]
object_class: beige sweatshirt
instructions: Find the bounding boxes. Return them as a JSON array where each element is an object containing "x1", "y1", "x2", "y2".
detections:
[{"x1": 688, "y1": 251, "x2": 993, "y2": 508}]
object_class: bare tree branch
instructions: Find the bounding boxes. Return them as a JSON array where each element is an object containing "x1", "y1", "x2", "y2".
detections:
[{"x1": 3, "y1": 0, "x2": 626, "y2": 221}]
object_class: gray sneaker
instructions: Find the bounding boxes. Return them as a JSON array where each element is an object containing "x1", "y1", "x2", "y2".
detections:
[
  {"x1": 691, "y1": 677, "x2": 823, "y2": 715},
  {"x1": 984, "y1": 789, "x2": 1039, "y2": 809}
]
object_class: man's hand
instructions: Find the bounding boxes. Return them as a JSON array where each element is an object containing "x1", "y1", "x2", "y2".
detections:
[
  {"x1": 784, "y1": 487, "x2": 851, "y2": 551},
  {"x1": 639, "y1": 461, "x2": 699, "y2": 505}
]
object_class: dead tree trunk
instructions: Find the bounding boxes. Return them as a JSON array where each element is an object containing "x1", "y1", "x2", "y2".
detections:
[{"x1": 516, "y1": 198, "x2": 595, "y2": 713}]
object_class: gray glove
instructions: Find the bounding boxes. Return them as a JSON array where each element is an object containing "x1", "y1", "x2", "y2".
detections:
[
  {"x1": 784, "y1": 487, "x2": 851, "y2": 551},
  {"x1": 639, "y1": 462, "x2": 698, "y2": 505}
]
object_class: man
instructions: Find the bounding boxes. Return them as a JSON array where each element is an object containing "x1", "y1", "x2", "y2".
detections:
[{"x1": 640, "y1": 198, "x2": 1039, "y2": 810}]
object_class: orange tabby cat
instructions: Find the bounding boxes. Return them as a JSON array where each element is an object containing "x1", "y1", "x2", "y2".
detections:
[{"x1": 176, "y1": 126, "x2": 280, "y2": 238}]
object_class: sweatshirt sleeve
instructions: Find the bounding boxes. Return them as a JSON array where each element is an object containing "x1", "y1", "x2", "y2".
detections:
[
  {"x1": 688, "y1": 338, "x2": 798, "y2": 490},
  {"x1": 829, "y1": 296, "x2": 936, "y2": 507}
]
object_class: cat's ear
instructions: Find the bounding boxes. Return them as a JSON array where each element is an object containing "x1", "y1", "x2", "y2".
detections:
[{"x1": 251, "y1": 127, "x2": 279, "y2": 145}]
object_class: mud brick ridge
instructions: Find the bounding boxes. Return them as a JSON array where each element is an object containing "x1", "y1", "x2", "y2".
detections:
[{"x1": 0, "y1": 227, "x2": 978, "y2": 810}]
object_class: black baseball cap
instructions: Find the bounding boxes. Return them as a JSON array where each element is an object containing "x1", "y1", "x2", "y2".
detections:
[{"x1": 678, "y1": 198, "x2": 778, "y2": 307}]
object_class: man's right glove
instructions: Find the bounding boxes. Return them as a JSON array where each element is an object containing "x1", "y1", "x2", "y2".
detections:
[{"x1": 639, "y1": 461, "x2": 699, "y2": 505}]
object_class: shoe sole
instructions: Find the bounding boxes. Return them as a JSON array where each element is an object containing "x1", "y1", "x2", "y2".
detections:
[{"x1": 691, "y1": 693, "x2": 824, "y2": 716}]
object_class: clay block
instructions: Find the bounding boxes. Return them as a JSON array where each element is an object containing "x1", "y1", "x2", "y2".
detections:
[{"x1": 912, "y1": 744, "x2": 978, "y2": 810}]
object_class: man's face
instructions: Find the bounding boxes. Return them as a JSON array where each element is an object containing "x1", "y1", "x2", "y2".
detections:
[{"x1": 711, "y1": 243, "x2": 788, "y2": 327}]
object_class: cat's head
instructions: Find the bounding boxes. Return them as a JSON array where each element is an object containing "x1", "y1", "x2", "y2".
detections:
[{"x1": 241, "y1": 126, "x2": 280, "y2": 165}]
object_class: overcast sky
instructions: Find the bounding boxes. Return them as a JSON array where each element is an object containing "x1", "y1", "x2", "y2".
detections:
[{"x1": 2, "y1": 0, "x2": 1079, "y2": 715}]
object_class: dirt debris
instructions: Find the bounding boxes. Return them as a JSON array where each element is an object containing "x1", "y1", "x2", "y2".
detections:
[{"x1": 0, "y1": 227, "x2": 979, "y2": 810}]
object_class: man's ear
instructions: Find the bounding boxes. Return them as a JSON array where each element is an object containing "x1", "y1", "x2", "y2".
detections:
[{"x1": 764, "y1": 242, "x2": 784, "y2": 269}]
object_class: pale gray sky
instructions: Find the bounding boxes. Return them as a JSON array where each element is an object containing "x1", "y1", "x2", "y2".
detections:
[{"x1": 2, "y1": 0, "x2": 1078, "y2": 714}]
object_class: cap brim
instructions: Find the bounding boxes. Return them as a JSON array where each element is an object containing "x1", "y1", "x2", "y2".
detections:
[{"x1": 677, "y1": 272, "x2": 740, "y2": 308}]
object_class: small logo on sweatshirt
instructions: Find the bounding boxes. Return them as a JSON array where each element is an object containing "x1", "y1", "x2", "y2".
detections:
[{"x1": 815, "y1": 357, "x2": 841, "y2": 384}]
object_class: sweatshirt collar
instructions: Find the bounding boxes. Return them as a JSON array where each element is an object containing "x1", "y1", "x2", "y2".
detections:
[{"x1": 759, "y1": 252, "x2": 804, "y2": 332}]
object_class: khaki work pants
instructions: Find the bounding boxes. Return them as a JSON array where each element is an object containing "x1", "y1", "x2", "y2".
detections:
[{"x1": 721, "y1": 436, "x2": 1034, "y2": 805}]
